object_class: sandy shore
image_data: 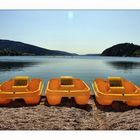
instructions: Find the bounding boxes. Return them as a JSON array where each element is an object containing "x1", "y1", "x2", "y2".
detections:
[{"x1": 0, "y1": 96, "x2": 140, "y2": 130}]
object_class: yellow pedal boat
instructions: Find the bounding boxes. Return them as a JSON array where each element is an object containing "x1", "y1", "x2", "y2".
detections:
[
  {"x1": 93, "y1": 77, "x2": 140, "y2": 106},
  {"x1": 46, "y1": 76, "x2": 90, "y2": 105},
  {"x1": 0, "y1": 76, "x2": 43, "y2": 105}
]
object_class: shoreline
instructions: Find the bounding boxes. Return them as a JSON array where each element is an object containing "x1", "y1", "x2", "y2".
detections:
[{"x1": 0, "y1": 96, "x2": 140, "y2": 130}]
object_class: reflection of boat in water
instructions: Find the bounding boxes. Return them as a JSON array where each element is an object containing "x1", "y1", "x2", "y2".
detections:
[
  {"x1": 46, "y1": 76, "x2": 90, "y2": 105},
  {"x1": 0, "y1": 76, "x2": 43, "y2": 105},
  {"x1": 93, "y1": 77, "x2": 140, "y2": 106}
]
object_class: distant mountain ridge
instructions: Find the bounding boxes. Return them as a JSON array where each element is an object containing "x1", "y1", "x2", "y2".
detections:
[
  {"x1": 1, "y1": 40, "x2": 140, "y2": 57},
  {"x1": 84, "y1": 54, "x2": 100, "y2": 56},
  {"x1": 0, "y1": 39, "x2": 78, "y2": 56},
  {"x1": 101, "y1": 43, "x2": 140, "y2": 57}
]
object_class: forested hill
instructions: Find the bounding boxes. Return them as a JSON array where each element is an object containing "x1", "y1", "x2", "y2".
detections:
[
  {"x1": 101, "y1": 43, "x2": 140, "y2": 57},
  {"x1": 0, "y1": 39, "x2": 77, "y2": 56}
]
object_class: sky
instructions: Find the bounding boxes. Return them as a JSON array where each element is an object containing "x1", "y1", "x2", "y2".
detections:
[{"x1": 0, "y1": 10, "x2": 140, "y2": 54}]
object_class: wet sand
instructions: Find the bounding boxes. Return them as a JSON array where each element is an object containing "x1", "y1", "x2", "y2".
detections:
[{"x1": 0, "y1": 96, "x2": 140, "y2": 130}]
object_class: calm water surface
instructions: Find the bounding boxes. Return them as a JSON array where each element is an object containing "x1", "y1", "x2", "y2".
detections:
[{"x1": 0, "y1": 56, "x2": 139, "y2": 94}]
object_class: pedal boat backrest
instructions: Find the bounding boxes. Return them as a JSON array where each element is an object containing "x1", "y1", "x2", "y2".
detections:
[
  {"x1": 108, "y1": 77, "x2": 125, "y2": 93},
  {"x1": 60, "y1": 76, "x2": 74, "y2": 87},
  {"x1": 12, "y1": 76, "x2": 29, "y2": 92}
]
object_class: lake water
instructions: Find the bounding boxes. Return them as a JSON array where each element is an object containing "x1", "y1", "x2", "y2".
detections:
[{"x1": 0, "y1": 56, "x2": 139, "y2": 94}]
